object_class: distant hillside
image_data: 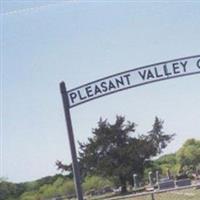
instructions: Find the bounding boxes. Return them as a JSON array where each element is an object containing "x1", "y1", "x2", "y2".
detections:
[
  {"x1": 0, "y1": 174, "x2": 75, "y2": 200},
  {"x1": 0, "y1": 174, "x2": 113, "y2": 200}
]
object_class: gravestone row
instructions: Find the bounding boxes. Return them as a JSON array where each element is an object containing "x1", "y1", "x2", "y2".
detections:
[{"x1": 132, "y1": 170, "x2": 194, "y2": 191}]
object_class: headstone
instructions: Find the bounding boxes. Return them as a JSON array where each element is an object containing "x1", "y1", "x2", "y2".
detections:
[
  {"x1": 159, "y1": 179, "x2": 175, "y2": 190},
  {"x1": 167, "y1": 168, "x2": 171, "y2": 179},
  {"x1": 133, "y1": 174, "x2": 138, "y2": 190},
  {"x1": 175, "y1": 178, "x2": 191, "y2": 187},
  {"x1": 149, "y1": 171, "x2": 153, "y2": 186}
]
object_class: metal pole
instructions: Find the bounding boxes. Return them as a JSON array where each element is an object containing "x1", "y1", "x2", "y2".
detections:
[
  {"x1": 60, "y1": 81, "x2": 83, "y2": 200},
  {"x1": 151, "y1": 193, "x2": 155, "y2": 200}
]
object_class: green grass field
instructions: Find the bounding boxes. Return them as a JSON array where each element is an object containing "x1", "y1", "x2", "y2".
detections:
[
  {"x1": 86, "y1": 187, "x2": 200, "y2": 200},
  {"x1": 124, "y1": 188, "x2": 200, "y2": 200}
]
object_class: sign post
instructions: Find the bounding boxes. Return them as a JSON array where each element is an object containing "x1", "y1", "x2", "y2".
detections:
[{"x1": 60, "y1": 82, "x2": 83, "y2": 200}]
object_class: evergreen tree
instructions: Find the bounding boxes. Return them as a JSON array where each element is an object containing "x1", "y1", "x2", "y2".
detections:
[{"x1": 78, "y1": 116, "x2": 174, "y2": 193}]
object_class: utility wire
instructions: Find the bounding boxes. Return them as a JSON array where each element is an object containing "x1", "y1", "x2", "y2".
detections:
[{"x1": 1, "y1": 1, "x2": 76, "y2": 16}]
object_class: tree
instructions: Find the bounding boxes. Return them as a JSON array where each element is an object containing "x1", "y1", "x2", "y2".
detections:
[
  {"x1": 154, "y1": 153, "x2": 180, "y2": 175},
  {"x1": 177, "y1": 139, "x2": 200, "y2": 172},
  {"x1": 0, "y1": 181, "x2": 17, "y2": 200},
  {"x1": 78, "y1": 116, "x2": 174, "y2": 193}
]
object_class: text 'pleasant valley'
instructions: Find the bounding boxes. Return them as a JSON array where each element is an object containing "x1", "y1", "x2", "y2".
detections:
[{"x1": 67, "y1": 56, "x2": 200, "y2": 108}]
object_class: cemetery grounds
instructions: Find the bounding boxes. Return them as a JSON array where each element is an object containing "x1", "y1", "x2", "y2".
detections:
[
  {"x1": 123, "y1": 188, "x2": 200, "y2": 200},
  {"x1": 86, "y1": 185, "x2": 200, "y2": 200}
]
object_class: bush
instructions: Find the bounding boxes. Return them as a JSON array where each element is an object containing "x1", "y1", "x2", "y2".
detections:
[
  {"x1": 59, "y1": 179, "x2": 75, "y2": 197},
  {"x1": 82, "y1": 176, "x2": 114, "y2": 192}
]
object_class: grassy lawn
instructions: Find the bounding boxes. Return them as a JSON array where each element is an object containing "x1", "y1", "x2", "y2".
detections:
[
  {"x1": 123, "y1": 188, "x2": 200, "y2": 200},
  {"x1": 156, "y1": 188, "x2": 200, "y2": 200},
  {"x1": 85, "y1": 187, "x2": 200, "y2": 200}
]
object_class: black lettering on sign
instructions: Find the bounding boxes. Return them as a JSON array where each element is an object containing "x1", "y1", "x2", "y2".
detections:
[
  {"x1": 100, "y1": 81, "x2": 108, "y2": 92},
  {"x1": 123, "y1": 74, "x2": 131, "y2": 85},
  {"x1": 115, "y1": 76, "x2": 124, "y2": 88},
  {"x1": 67, "y1": 55, "x2": 200, "y2": 108},
  {"x1": 180, "y1": 61, "x2": 187, "y2": 72},
  {"x1": 138, "y1": 70, "x2": 146, "y2": 80},
  {"x1": 108, "y1": 80, "x2": 116, "y2": 90},
  {"x1": 172, "y1": 62, "x2": 180, "y2": 74},
  {"x1": 147, "y1": 69, "x2": 155, "y2": 79},
  {"x1": 78, "y1": 90, "x2": 86, "y2": 100},
  {"x1": 197, "y1": 59, "x2": 200, "y2": 69},
  {"x1": 163, "y1": 64, "x2": 172, "y2": 76},
  {"x1": 154, "y1": 67, "x2": 163, "y2": 78},
  {"x1": 94, "y1": 85, "x2": 102, "y2": 95},
  {"x1": 69, "y1": 92, "x2": 77, "y2": 103},
  {"x1": 85, "y1": 86, "x2": 93, "y2": 97}
]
